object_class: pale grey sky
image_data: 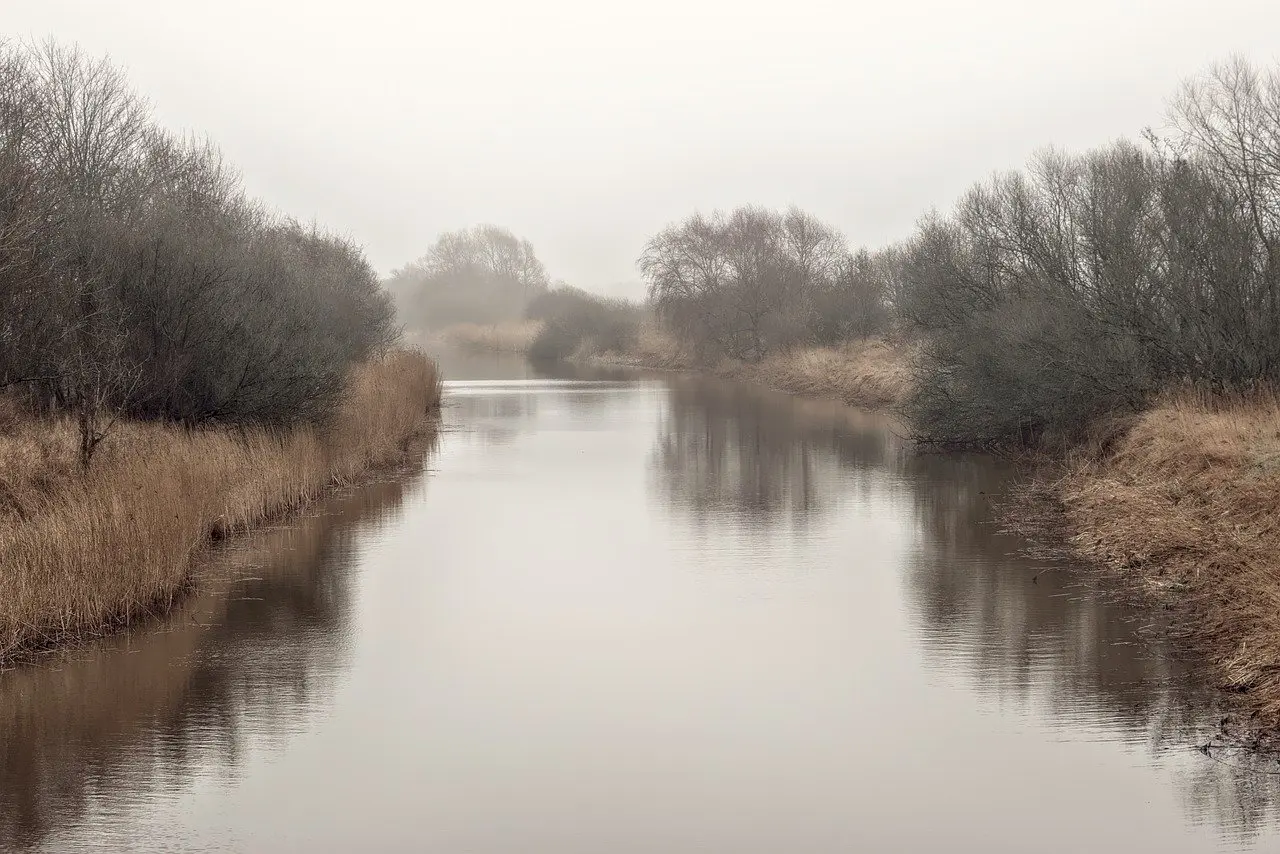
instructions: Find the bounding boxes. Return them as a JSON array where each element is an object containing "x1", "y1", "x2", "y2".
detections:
[{"x1": 7, "y1": 1, "x2": 1280, "y2": 295}]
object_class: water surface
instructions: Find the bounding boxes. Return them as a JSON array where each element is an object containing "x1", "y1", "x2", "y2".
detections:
[{"x1": 3, "y1": 354, "x2": 1280, "y2": 852}]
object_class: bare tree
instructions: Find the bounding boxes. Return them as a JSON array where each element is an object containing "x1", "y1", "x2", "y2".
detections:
[
  {"x1": 639, "y1": 206, "x2": 853, "y2": 362},
  {"x1": 387, "y1": 224, "x2": 550, "y2": 328}
]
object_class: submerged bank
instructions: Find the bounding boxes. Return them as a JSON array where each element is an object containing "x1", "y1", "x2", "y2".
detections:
[{"x1": 0, "y1": 349, "x2": 442, "y2": 667}]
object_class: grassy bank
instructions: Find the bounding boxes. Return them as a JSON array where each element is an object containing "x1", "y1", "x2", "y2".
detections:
[
  {"x1": 741, "y1": 339, "x2": 913, "y2": 409},
  {"x1": 1046, "y1": 393, "x2": 1280, "y2": 728},
  {"x1": 0, "y1": 349, "x2": 441, "y2": 666}
]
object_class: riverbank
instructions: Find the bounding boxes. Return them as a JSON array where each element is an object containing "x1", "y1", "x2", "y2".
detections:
[
  {"x1": 0, "y1": 349, "x2": 442, "y2": 667},
  {"x1": 437, "y1": 320, "x2": 543, "y2": 353},
  {"x1": 437, "y1": 320, "x2": 913, "y2": 409},
  {"x1": 1045, "y1": 392, "x2": 1280, "y2": 731}
]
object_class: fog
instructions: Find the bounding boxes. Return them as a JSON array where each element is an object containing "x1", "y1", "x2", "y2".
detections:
[{"x1": 8, "y1": 0, "x2": 1279, "y2": 297}]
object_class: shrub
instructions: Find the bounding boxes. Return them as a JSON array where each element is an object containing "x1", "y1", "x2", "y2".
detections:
[{"x1": 525, "y1": 286, "x2": 641, "y2": 361}]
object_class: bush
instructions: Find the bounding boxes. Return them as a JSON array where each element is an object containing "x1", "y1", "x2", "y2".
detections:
[{"x1": 525, "y1": 286, "x2": 641, "y2": 361}]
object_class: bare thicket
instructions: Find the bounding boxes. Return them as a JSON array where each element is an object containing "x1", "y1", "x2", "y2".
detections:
[
  {"x1": 897, "y1": 57, "x2": 1280, "y2": 445},
  {"x1": 0, "y1": 40, "x2": 395, "y2": 464},
  {"x1": 630, "y1": 58, "x2": 1280, "y2": 447},
  {"x1": 638, "y1": 206, "x2": 872, "y2": 362},
  {"x1": 524, "y1": 285, "x2": 642, "y2": 360},
  {"x1": 386, "y1": 224, "x2": 549, "y2": 329}
]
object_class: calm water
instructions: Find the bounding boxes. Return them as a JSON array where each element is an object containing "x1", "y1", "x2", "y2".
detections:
[{"x1": 4, "y1": 350, "x2": 1280, "y2": 852}]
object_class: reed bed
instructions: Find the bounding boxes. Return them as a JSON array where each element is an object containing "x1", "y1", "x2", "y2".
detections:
[
  {"x1": 0, "y1": 349, "x2": 441, "y2": 665},
  {"x1": 590, "y1": 324, "x2": 911, "y2": 408}
]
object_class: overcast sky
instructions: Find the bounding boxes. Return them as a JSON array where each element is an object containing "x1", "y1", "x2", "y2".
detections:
[{"x1": 8, "y1": 1, "x2": 1280, "y2": 295}]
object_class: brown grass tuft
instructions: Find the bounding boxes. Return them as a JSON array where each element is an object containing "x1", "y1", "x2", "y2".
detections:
[
  {"x1": 0, "y1": 349, "x2": 441, "y2": 664},
  {"x1": 437, "y1": 320, "x2": 543, "y2": 353},
  {"x1": 1060, "y1": 389, "x2": 1280, "y2": 724}
]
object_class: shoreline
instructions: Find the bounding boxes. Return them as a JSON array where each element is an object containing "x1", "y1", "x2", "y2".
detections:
[
  {"x1": 440, "y1": 325, "x2": 1280, "y2": 738},
  {"x1": 0, "y1": 350, "x2": 442, "y2": 670}
]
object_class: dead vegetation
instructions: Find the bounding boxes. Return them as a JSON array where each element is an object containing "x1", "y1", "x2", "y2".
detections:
[
  {"x1": 0, "y1": 349, "x2": 441, "y2": 666},
  {"x1": 1049, "y1": 391, "x2": 1280, "y2": 725},
  {"x1": 745, "y1": 338, "x2": 913, "y2": 409},
  {"x1": 592, "y1": 327, "x2": 912, "y2": 409},
  {"x1": 437, "y1": 320, "x2": 544, "y2": 353}
]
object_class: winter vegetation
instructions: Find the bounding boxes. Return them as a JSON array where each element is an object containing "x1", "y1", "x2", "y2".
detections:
[
  {"x1": 390, "y1": 57, "x2": 1280, "y2": 723},
  {"x1": 0, "y1": 40, "x2": 441, "y2": 662}
]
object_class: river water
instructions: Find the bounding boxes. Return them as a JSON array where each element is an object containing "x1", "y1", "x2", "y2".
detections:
[{"x1": 4, "y1": 350, "x2": 1280, "y2": 853}]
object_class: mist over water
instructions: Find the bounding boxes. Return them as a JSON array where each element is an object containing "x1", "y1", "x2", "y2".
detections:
[{"x1": 4, "y1": 356, "x2": 1280, "y2": 852}]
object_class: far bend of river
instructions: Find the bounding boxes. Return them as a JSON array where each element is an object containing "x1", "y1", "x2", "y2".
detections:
[{"x1": 6, "y1": 348, "x2": 1280, "y2": 853}]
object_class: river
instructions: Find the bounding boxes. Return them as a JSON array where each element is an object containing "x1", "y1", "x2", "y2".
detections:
[{"x1": 3, "y1": 349, "x2": 1280, "y2": 852}]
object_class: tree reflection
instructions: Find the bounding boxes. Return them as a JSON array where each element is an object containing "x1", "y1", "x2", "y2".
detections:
[
  {"x1": 651, "y1": 374, "x2": 1280, "y2": 840},
  {"x1": 0, "y1": 460, "x2": 429, "y2": 850},
  {"x1": 446, "y1": 388, "x2": 541, "y2": 446},
  {"x1": 649, "y1": 374, "x2": 894, "y2": 525},
  {"x1": 899, "y1": 447, "x2": 1280, "y2": 840}
]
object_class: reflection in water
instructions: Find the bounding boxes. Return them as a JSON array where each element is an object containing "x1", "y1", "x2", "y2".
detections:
[
  {"x1": 0, "y1": 466, "x2": 426, "y2": 850},
  {"x1": 899, "y1": 450, "x2": 1280, "y2": 840},
  {"x1": 650, "y1": 376, "x2": 1280, "y2": 843},
  {"x1": 5, "y1": 363, "x2": 1280, "y2": 852},
  {"x1": 650, "y1": 375, "x2": 894, "y2": 526}
]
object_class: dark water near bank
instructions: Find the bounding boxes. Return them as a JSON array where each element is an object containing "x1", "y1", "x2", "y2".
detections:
[{"x1": 4, "y1": 350, "x2": 1280, "y2": 852}]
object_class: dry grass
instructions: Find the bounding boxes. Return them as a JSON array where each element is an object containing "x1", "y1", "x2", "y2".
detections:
[
  {"x1": 0, "y1": 348, "x2": 441, "y2": 665},
  {"x1": 594, "y1": 328, "x2": 911, "y2": 409},
  {"x1": 437, "y1": 320, "x2": 543, "y2": 353},
  {"x1": 1060, "y1": 390, "x2": 1280, "y2": 724},
  {"x1": 746, "y1": 338, "x2": 913, "y2": 409}
]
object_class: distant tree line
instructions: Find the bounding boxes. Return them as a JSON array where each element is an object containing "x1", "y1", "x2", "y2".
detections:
[
  {"x1": 0, "y1": 40, "x2": 395, "y2": 464},
  {"x1": 636, "y1": 57, "x2": 1280, "y2": 447}
]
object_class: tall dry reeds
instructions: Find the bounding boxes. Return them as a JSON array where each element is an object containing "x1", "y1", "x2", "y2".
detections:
[{"x1": 0, "y1": 349, "x2": 441, "y2": 665}]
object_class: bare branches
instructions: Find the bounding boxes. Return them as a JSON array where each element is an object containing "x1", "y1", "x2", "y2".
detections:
[
  {"x1": 639, "y1": 206, "x2": 866, "y2": 362},
  {"x1": 0, "y1": 40, "x2": 397, "y2": 458}
]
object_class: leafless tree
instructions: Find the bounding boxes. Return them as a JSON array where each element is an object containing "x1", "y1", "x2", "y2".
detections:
[
  {"x1": 387, "y1": 224, "x2": 550, "y2": 328},
  {"x1": 639, "y1": 206, "x2": 854, "y2": 362}
]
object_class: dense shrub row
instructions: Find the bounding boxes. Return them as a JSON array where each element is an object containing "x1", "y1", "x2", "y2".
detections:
[
  {"x1": 634, "y1": 58, "x2": 1280, "y2": 447},
  {"x1": 896, "y1": 59, "x2": 1280, "y2": 446},
  {"x1": 0, "y1": 41, "x2": 396, "y2": 463}
]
